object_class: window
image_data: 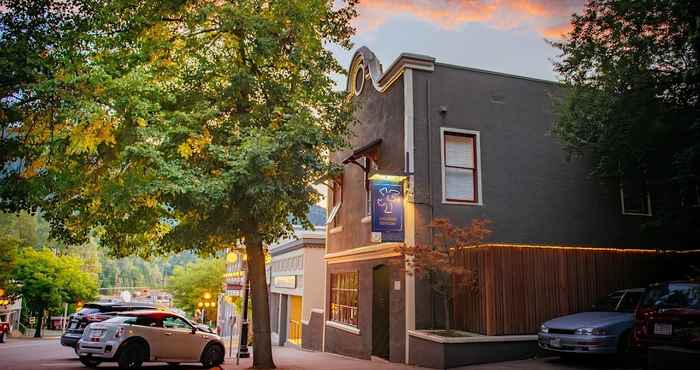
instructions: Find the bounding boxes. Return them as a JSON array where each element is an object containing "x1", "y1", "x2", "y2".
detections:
[
  {"x1": 441, "y1": 129, "x2": 481, "y2": 204},
  {"x1": 364, "y1": 157, "x2": 377, "y2": 216},
  {"x1": 620, "y1": 179, "x2": 652, "y2": 216},
  {"x1": 329, "y1": 271, "x2": 359, "y2": 327},
  {"x1": 163, "y1": 315, "x2": 192, "y2": 330},
  {"x1": 326, "y1": 180, "x2": 342, "y2": 227}
]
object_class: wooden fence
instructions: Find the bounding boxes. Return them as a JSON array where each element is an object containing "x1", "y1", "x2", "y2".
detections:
[{"x1": 452, "y1": 245, "x2": 664, "y2": 336}]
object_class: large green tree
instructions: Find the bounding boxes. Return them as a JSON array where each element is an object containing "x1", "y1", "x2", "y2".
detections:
[
  {"x1": 0, "y1": 1, "x2": 357, "y2": 366},
  {"x1": 552, "y1": 0, "x2": 700, "y2": 246},
  {"x1": 9, "y1": 248, "x2": 97, "y2": 337},
  {"x1": 167, "y1": 258, "x2": 225, "y2": 322}
]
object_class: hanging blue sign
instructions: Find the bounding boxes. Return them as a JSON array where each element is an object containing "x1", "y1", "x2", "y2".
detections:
[{"x1": 371, "y1": 182, "x2": 404, "y2": 233}]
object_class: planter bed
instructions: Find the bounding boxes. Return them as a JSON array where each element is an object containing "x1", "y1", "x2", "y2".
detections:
[{"x1": 408, "y1": 330, "x2": 538, "y2": 369}]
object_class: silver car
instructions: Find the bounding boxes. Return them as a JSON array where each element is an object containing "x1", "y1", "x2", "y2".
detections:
[
  {"x1": 77, "y1": 310, "x2": 225, "y2": 368},
  {"x1": 538, "y1": 288, "x2": 643, "y2": 356}
]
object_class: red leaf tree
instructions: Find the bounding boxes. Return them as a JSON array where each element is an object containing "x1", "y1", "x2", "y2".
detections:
[{"x1": 395, "y1": 218, "x2": 491, "y2": 331}]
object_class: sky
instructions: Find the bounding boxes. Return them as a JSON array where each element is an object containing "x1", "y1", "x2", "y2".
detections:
[{"x1": 329, "y1": 0, "x2": 586, "y2": 86}]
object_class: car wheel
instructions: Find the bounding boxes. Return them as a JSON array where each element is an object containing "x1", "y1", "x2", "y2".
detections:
[
  {"x1": 0, "y1": 332, "x2": 5, "y2": 343},
  {"x1": 79, "y1": 356, "x2": 102, "y2": 368},
  {"x1": 74, "y1": 346, "x2": 80, "y2": 355},
  {"x1": 117, "y1": 342, "x2": 146, "y2": 369},
  {"x1": 201, "y1": 344, "x2": 224, "y2": 367}
]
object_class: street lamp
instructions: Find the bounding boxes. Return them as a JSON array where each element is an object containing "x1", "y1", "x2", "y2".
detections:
[{"x1": 198, "y1": 293, "x2": 216, "y2": 324}]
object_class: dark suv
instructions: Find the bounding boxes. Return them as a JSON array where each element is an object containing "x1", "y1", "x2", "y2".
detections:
[
  {"x1": 633, "y1": 281, "x2": 700, "y2": 350},
  {"x1": 60, "y1": 302, "x2": 156, "y2": 352}
]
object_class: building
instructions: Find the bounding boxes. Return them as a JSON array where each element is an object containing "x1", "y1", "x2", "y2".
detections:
[
  {"x1": 317, "y1": 46, "x2": 674, "y2": 367},
  {"x1": 267, "y1": 225, "x2": 325, "y2": 348},
  {"x1": 221, "y1": 206, "x2": 327, "y2": 346},
  {"x1": 0, "y1": 297, "x2": 21, "y2": 334}
]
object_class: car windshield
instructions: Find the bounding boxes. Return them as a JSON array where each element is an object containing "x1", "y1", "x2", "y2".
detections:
[
  {"x1": 593, "y1": 291, "x2": 642, "y2": 312},
  {"x1": 641, "y1": 283, "x2": 700, "y2": 309},
  {"x1": 593, "y1": 291, "x2": 624, "y2": 312}
]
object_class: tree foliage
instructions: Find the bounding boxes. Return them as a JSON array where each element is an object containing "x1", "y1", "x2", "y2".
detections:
[
  {"x1": 167, "y1": 258, "x2": 225, "y2": 322},
  {"x1": 8, "y1": 248, "x2": 97, "y2": 337},
  {"x1": 395, "y1": 218, "x2": 491, "y2": 330},
  {"x1": 551, "y1": 0, "x2": 700, "y2": 244},
  {"x1": 1, "y1": 1, "x2": 357, "y2": 366}
]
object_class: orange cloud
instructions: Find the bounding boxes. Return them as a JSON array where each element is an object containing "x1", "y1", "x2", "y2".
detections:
[
  {"x1": 355, "y1": 0, "x2": 584, "y2": 39},
  {"x1": 540, "y1": 22, "x2": 573, "y2": 39}
]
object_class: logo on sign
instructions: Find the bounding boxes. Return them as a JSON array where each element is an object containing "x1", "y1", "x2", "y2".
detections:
[{"x1": 371, "y1": 182, "x2": 404, "y2": 233}]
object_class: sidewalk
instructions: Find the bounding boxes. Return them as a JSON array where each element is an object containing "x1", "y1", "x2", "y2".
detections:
[{"x1": 222, "y1": 346, "x2": 413, "y2": 370}]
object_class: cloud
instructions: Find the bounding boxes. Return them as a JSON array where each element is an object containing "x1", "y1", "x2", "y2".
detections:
[{"x1": 355, "y1": 0, "x2": 584, "y2": 39}]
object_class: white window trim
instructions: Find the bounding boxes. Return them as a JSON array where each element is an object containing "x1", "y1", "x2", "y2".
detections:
[
  {"x1": 440, "y1": 127, "x2": 483, "y2": 206},
  {"x1": 620, "y1": 185, "x2": 652, "y2": 216}
]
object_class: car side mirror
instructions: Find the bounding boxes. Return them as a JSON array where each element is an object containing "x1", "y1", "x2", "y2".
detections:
[{"x1": 191, "y1": 327, "x2": 197, "y2": 334}]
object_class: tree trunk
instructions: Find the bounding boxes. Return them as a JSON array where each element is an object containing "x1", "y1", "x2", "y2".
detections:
[
  {"x1": 245, "y1": 232, "x2": 276, "y2": 369},
  {"x1": 34, "y1": 309, "x2": 43, "y2": 338}
]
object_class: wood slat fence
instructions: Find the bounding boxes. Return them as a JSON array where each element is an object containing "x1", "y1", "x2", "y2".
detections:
[{"x1": 452, "y1": 245, "x2": 664, "y2": 336}]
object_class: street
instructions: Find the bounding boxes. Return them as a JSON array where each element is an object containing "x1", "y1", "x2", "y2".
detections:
[
  {"x1": 0, "y1": 338, "x2": 214, "y2": 370},
  {"x1": 0, "y1": 337, "x2": 639, "y2": 370}
]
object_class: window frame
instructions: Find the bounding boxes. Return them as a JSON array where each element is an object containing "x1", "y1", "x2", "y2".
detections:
[
  {"x1": 620, "y1": 181, "x2": 652, "y2": 216},
  {"x1": 363, "y1": 157, "x2": 377, "y2": 217},
  {"x1": 328, "y1": 271, "x2": 359, "y2": 328},
  {"x1": 326, "y1": 179, "x2": 342, "y2": 227},
  {"x1": 440, "y1": 127, "x2": 483, "y2": 205}
]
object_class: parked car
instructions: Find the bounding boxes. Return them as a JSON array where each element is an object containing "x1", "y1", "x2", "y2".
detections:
[
  {"x1": 538, "y1": 288, "x2": 644, "y2": 356},
  {"x1": 77, "y1": 310, "x2": 225, "y2": 369},
  {"x1": 632, "y1": 281, "x2": 700, "y2": 351},
  {"x1": 61, "y1": 302, "x2": 158, "y2": 353},
  {"x1": 0, "y1": 320, "x2": 9, "y2": 343}
]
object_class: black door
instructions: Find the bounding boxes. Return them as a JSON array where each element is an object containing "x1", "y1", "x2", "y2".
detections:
[{"x1": 372, "y1": 264, "x2": 390, "y2": 359}]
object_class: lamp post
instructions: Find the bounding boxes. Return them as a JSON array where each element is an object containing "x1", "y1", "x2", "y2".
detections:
[
  {"x1": 237, "y1": 274, "x2": 250, "y2": 359},
  {"x1": 198, "y1": 293, "x2": 216, "y2": 325}
]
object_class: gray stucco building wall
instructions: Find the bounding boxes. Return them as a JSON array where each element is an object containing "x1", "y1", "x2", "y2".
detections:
[{"x1": 411, "y1": 64, "x2": 650, "y2": 249}]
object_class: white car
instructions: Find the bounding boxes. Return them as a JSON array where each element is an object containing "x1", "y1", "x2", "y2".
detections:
[{"x1": 77, "y1": 310, "x2": 225, "y2": 368}]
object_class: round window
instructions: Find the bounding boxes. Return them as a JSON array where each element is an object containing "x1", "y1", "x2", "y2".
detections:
[{"x1": 354, "y1": 64, "x2": 365, "y2": 95}]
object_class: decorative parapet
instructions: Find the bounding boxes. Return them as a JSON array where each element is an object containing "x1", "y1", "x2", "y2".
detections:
[{"x1": 347, "y1": 46, "x2": 435, "y2": 95}]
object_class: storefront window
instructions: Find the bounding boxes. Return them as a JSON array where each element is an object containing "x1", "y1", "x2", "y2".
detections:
[{"x1": 329, "y1": 271, "x2": 359, "y2": 327}]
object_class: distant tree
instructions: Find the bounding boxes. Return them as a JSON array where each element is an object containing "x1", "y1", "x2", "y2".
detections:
[
  {"x1": 0, "y1": 211, "x2": 49, "y2": 248},
  {"x1": 0, "y1": 1, "x2": 357, "y2": 367},
  {"x1": 395, "y1": 218, "x2": 491, "y2": 331},
  {"x1": 551, "y1": 0, "x2": 700, "y2": 245},
  {"x1": 167, "y1": 258, "x2": 225, "y2": 322},
  {"x1": 9, "y1": 248, "x2": 97, "y2": 337},
  {"x1": 0, "y1": 237, "x2": 20, "y2": 289}
]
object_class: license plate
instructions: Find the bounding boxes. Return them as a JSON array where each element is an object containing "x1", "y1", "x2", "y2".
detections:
[
  {"x1": 89, "y1": 329, "x2": 105, "y2": 338},
  {"x1": 550, "y1": 338, "x2": 561, "y2": 348},
  {"x1": 654, "y1": 323, "x2": 672, "y2": 336}
]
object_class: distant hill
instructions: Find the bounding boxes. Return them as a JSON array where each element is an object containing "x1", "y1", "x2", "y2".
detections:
[
  {"x1": 308, "y1": 204, "x2": 327, "y2": 226},
  {"x1": 288, "y1": 204, "x2": 326, "y2": 227}
]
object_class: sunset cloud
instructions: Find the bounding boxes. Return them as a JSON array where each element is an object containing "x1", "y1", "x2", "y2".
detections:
[{"x1": 355, "y1": 0, "x2": 583, "y2": 39}]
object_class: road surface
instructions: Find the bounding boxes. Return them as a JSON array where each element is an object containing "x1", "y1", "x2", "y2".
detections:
[
  {"x1": 0, "y1": 337, "x2": 210, "y2": 370},
  {"x1": 0, "y1": 336, "x2": 638, "y2": 370}
]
